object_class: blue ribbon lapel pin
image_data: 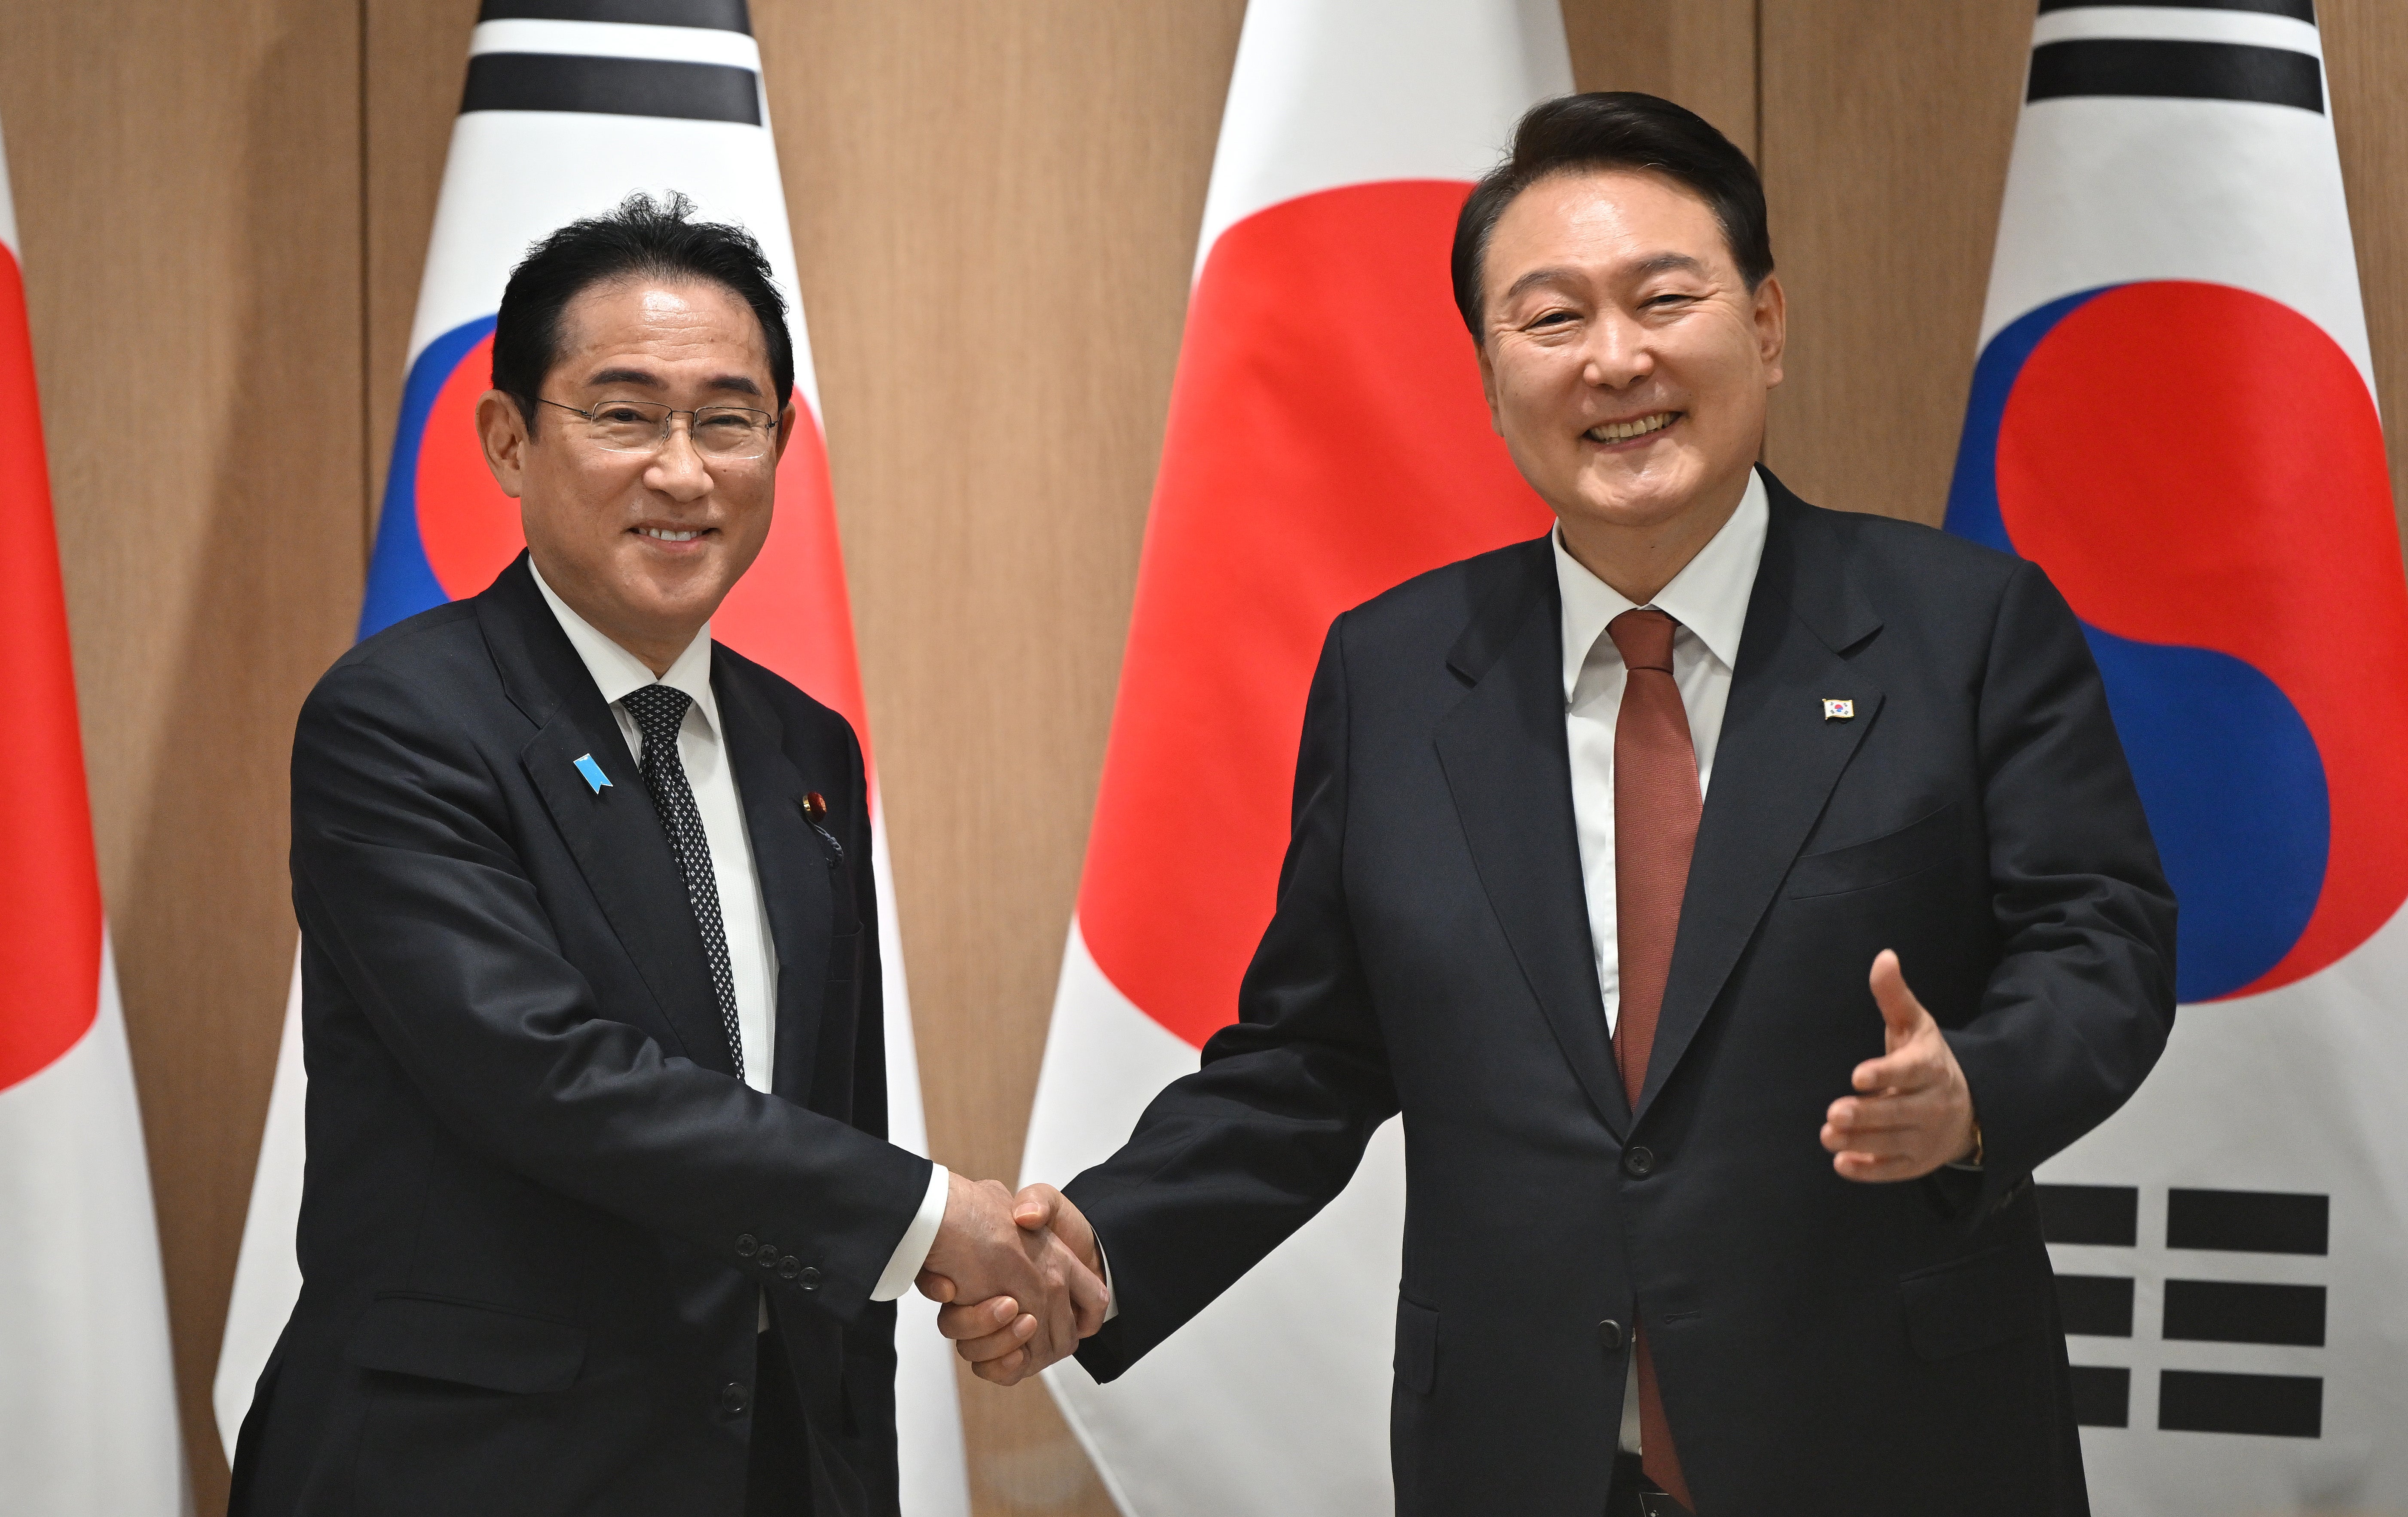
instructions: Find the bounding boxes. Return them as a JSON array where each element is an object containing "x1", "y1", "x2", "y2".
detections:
[{"x1": 573, "y1": 753, "x2": 612, "y2": 794}]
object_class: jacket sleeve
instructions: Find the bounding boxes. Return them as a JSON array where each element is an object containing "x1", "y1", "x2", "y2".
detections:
[
  {"x1": 1947, "y1": 558, "x2": 2179, "y2": 1213},
  {"x1": 1069, "y1": 616, "x2": 1400, "y2": 1381},
  {"x1": 288, "y1": 653, "x2": 930, "y2": 1324}
]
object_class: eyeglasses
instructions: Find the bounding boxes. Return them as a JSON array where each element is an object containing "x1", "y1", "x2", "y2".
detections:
[{"x1": 538, "y1": 397, "x2": 778, "y2": 460}]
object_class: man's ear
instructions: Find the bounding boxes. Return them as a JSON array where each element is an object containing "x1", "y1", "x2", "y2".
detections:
[
  {"x1": 773, "y1": 398, "x2": 797, "y2": 463},
  {"x1": 1753, "y1": 274, "x2": 1788, "y2": 390},
  {"x1": 477, "y1": 389, "x2": 531, "y2": 499}
]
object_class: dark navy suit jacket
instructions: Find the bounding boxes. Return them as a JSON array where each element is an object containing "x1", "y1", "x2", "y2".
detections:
[
  {"x1": 231, "y1": 555, "x2": 928, "y2": 1517},
  {"x1": 1067, "y1": 472, "x2": 2176, "y2": 1516}
]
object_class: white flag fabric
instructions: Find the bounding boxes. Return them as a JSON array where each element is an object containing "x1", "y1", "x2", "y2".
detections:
[
  {"x1": 0, "y1": 114, "x2": 189, "y2": 1517},
  {"x1": 210, "y1": 7, "x2": 969, "y2": 1511},
  {"x1": 1946, "y1": 4, "x2": 2408, "y2": 1508},
  {"x1": 1019, "y1": 3, "x2": 1567, "y2": 1512}
]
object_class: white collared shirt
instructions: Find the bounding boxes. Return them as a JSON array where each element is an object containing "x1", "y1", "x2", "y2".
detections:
[
  {"x1": 1554, "y1": 469, "x2": 1769, "y2": 1038},
  {"x1": 1555, "y1": 471, "x2": 1767, "y2": 1458},
  {"x1": 529, "y1": 562, "x2": 945, "y2": 1305}
]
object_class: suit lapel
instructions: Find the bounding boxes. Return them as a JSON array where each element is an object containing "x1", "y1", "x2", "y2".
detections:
[
  {"x1": 1638, "y1": 475, "x2": 1885, "y2": 1118},
  {"x1": 1435, "y1": 539, "x2": 1632, "y2": 1138},
  {"x1": 713, "y1": 662, "x2": 836, "y2": 1104},
  {"x1": 480, "y1": 556, "x2": 739, "y2": 1078}
]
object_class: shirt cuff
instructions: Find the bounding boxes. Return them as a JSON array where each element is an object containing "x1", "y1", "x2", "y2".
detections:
[
  {"x1": 1097, "y1": 1232, "x2": 1119, "y2": 1323},
  {"x1": 870, "y1": 1163, "x2": 950, "y2": 1302}
]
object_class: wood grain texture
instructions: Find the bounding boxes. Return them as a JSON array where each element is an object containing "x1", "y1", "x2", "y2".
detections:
[
  {"x1": 1756, "y1": 0, "x2": 2030, "y2": 525},
  {"x1": 365, "y1": 0, "x2": 480, "y2": 547},
  {"x1": 2323, "y1": 0, "x2": 2408, "y2": 533},
  {"x1": 1563, "y1": 0, "x2": 1759, "y2": 155},
  {"x1": 0, "y1": 3, "x2": 366, "y2": 1509},
  {"x1": 754, "y1": 6, "x2": 1243, "y2": 1509}
]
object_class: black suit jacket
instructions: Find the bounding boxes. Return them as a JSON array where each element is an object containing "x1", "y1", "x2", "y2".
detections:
[
  {"x1": 1066, "y1": 472, "x2": 2176, "y2": 1516},
  {"x1": 230, "y1": 555, "x2": 930, "y2": 1517}
]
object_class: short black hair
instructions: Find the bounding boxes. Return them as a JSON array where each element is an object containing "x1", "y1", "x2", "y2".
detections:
[
  {"x1": 1450, "y1": 92, "x2": 1772, "y2": 338},
  {"x1": 491, "y1": 190, "x2": 794, "y2": 426}
]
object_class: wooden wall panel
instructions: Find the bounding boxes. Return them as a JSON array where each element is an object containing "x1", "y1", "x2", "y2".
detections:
[
  {"x1": 2324, "y1": 0, "x2": 2408, "y2": 534},
  {"x1": 0, "y1": 3, "x2": 366, "y2": 1510},
  {"x1": 365, "y1": 0, "x2": 481, "y2": 543},
  {"x1": 1756, "y1": 0, "x2": 2031, "y2": 526},
  {"x1": 1564, "y1": 0, "x2": 1759, "y2": 155},
  {"x1": 756, "y1": 7, "x2": 1242, "y2": 1510}
]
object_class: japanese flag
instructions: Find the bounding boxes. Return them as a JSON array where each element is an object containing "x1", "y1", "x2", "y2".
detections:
[
  {"x1": 0, "y1": 111, "x2": 188, "y2": 1517},
  {"x1": 1019, "y1": 3, "x2": 1569, "y2": 1512}
]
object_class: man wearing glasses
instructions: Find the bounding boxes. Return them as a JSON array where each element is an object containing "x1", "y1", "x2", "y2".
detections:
[{"x1": 229, "y1": 195, "x2": 1103, "y2": 1517}]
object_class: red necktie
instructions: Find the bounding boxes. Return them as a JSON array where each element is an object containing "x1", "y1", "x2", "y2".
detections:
[{"x1": 1606, "y1": 607, "x2": 1699, "y2": 1511}]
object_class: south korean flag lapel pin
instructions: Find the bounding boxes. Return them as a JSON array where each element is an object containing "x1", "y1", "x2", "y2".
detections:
[{"x1": 1821, "y1": 698, "x2": 1855, "y2": 722}]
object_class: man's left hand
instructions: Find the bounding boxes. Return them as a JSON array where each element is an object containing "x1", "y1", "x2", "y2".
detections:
[{"x1": 1822, "y1": 949, "x2": 1979, "y2": 1182}]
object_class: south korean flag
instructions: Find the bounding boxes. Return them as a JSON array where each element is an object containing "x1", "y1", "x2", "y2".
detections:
[{"x1": 1946, "y1": 3, "x2": 2408, "y2": 1510}]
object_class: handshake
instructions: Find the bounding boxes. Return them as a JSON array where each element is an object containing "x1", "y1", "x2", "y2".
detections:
[{"x1": 914, "y1": 1174, "x2": 1105, "y2": 1386}]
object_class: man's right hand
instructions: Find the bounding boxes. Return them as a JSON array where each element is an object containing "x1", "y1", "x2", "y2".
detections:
[
  {"x1": 922, "y1": 1183, "x2": 1102, "y2": 1385},
  {"x1": 914, "y1": 1174, "x2": 1106, "y2": 1380}
]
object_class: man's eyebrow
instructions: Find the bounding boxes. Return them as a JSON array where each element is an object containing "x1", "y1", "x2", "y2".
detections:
[
  {"x1": 582, "y1": 367, "x2": 767, "y2": 399},
  {"x1": 1631, "y1": 252, "x2": 1707, "y2": 279},
  {"x1": 584, "y1": 366, "x2": 663, "y2": 389},
  {"x1": 1502, "y1": 266, "x2": 1582, "y2": 306},
  {"x1": 1499, "y1": 252, "x2": 1710, "y2": 309}
]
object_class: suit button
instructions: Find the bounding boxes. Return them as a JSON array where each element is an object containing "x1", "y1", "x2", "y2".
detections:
[
  {"x1": 721, "y1": 1382, "x2": 749, "y2": 1416},
  {"x1": 1597, "y1": 1318, "x2": 1625, "y2": 1352},
  {"x1": 1624, "y1": 1146, "x2": 1656, "y2": 1178},
  {"x1": 803, "y1": 791, "x2": 828, "y2": 819},
  {"x1": 777, "y1": 1255, "x2": 802, "y2": 1280},
  {"x1": 798, "y1": 1266, "x2": 822, "y2": 1291},
  {"x1": 734, "y1": 1234, "x2": 759, "y2": 1258}
]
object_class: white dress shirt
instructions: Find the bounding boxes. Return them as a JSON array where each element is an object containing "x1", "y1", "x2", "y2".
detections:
[
  {"x1": 1554, "y1": 469, "x2": 1768, "y2": 1455},
  {"x1": 1556, "y1": 470, "x2": 1769, "y2": 1037},
  {"x1": 530, "y1": 563, "x2": 946, "y2": 1307}
]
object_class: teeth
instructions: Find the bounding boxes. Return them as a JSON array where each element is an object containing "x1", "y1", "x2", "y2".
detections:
[
  {"x1": 1588, "y1": 412, "x2": 1674, "y2": 443},
  {"x1": 640, "y1": 527, "x2": 701, "y2": 542}
]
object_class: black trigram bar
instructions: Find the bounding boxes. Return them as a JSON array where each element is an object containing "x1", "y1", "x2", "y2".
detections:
[
  {"x1": 2167, "y1": 1189, "x2": 2328, "y2": 1254},
  {"x1": 2037, "y1": 0, "x2": 2313, "y2": 19},
  {"x1": 2159, "y1": 1370, "x2": 2322, "y2": 1438},
  {"x1": 2038, "y1": 1184, "x2": 2139, "y2": 1246},
  {"x1": 462, "y1": 53, "x2": 759, "y2": 124},
  {"x1": 2163, "y1": 1280, "x2": 2326, "y2": 1346},
  {"x1": 2028, "y1": 40, "x2": 2323, "y2": 113},
  {"x1": 478, "y1": 0, "x2": 753, "y2": 30},
  {"x1": 2055, "y1": 1274, "x2": 2136, "y2": 1337},
  {"x1": 2069, "y1": 1365, "x2": 2131, "y2": 1428}
]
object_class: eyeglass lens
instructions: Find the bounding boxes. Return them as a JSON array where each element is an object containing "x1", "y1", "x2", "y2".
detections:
[{"x1": 581, "y1": 400, "x2": 774, "y2": 459}]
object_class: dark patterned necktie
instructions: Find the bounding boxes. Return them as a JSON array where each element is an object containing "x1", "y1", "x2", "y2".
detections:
[
  {"x1": 620, "y1": 683, "x2": 744, "y2": 1079},
  {"x1": 1606, "y1": 607, "x2": 1699, "y2": 1511}
]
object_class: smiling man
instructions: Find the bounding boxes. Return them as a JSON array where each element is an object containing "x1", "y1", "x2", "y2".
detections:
[
  {"x1": 229, "y1": 195, "x2": 1102, "y2": 1517},
  {"x1": 951, "y1": 96, "x2": 2176, "y2": 1515}
]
